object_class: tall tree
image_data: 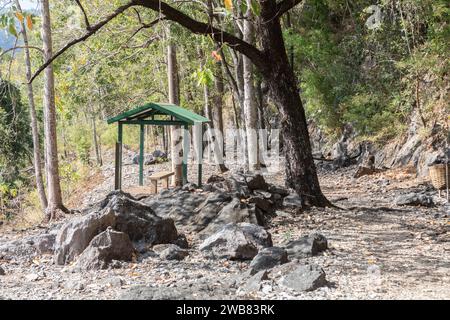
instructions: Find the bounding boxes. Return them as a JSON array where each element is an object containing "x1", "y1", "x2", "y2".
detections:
[
  {"x1": 40, "y1": 0, "x2": 66, "y2": 219},
  {"x1": 242, "y1": 0, "x2": 260, "y2": 171},
  {"x1": 167, "y1": 42, "x2": 183, "y2": 186},
  {"x1": 15, "y1": 0, "x2": 48, "y2": 211}
]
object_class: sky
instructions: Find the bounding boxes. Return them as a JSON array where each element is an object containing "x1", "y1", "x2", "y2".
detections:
[{"x1": 21, "y1": 0, "x2": 38, "y2": 10}]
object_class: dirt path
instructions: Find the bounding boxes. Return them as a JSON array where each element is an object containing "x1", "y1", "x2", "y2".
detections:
[{"x1": 0, "y1": 160, "x2": 448, "y2": 300}]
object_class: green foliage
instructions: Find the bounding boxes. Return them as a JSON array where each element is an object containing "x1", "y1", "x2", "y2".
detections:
[{"x1": 285, "y1": 0, "x2": 448, "y2": 140}]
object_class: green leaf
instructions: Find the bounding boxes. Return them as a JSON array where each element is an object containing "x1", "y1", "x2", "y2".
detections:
[
  {"x1": 250, "y1": 0, "x2": 261, "y2": 16},
  {"x1": 8, "y1": 23, "x2": 18, "y2": 37}
]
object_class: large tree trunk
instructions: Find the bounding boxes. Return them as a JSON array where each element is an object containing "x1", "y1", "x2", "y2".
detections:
[
  {"x1": 41, "y1": 0, "x2": 67, "y2": 219},
  {"x1": 259, "y1": 1, "x2": 329, "y2": 207},
  {"x1": 167, "y1": 43, "x2": 183, "y2": 186},
  {"x1": 243, "y1": 3, "x2": 260, "y2": 171},
  {"x1": 15, "y1": 0, "x2": 48, "y2": 211}
]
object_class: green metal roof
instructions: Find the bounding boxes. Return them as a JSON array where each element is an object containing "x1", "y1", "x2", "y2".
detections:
[{"x1": 107, "y1": 102, "x2": 209, "y2": 125}]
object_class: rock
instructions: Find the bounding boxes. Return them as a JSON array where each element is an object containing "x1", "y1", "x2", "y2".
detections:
[
  {"x1": 54, "y1": 208, "x2": 117, "y2": 265},
  {"x1": 199, "y1": 223, "x2": 272, "y2": 260},
  {"x1": 120, "y1": 281, "x2": 222, "y2": 300},
  {"x1": 226, "y1": 174, "x2": 251, "y2": 198},
  {"x1": 281, "y1": 264, "x2": 327, "y2": 292},
  {"x1": 144, "y1": 155, "x2": 155, "y2": 165},
  {"x1": 354, "y1": 166, "x2": 383, "y2": 178},
  {"x1": 242, "y1": 270, "x2": 269, "y2": 292},
  {"x1": 25, "y1": 273, "x2": 40, "y2": 282},
  {"x1": 283, "y1": 193, "x2": 303, "y2": 210},
  {"x1": 199, "y1": 198, "x2": 261, "y2": 236},
  {"x1": 159, "y1": 244, "x2": 189, "y2": 261},
  {"x1": 74, "y1": 228, "x2": 135, "y2": 270},
  {"x1": 0, "y1": 266, "x2": 5, "y2": 275},
  {"x1": 206, "y1": 175, "x2": 225, "y2": 184},
  {"x1": 248, "y1": 196, "x2": 273, "y2": 213},
  {"x1": 54, "y1": 191, "x2": 178, "y2": 265},
  {"x1": 249, "y1": 247, "x2": 289, "y2": 274},
  {"x1": 33, "y1": 233, "x2": 56, "y2": 255},
  {"x1": 245, "y1": 174, "x2": 268, "y2": 191},
  {"x1": 394, "y1": 193, "x2": 434, "y2": 207},
  {"x1": 152, "y1": 150, "x2": 167, "y2": 158},
  {"x1": 65, "y1": 280, "x2": 85, "y2": 291},
  {"x1": 284, "y1": 233, "x2": 328, "y2": 259},
  {"x1": 171, "y1": 234, "x2": 189, "y2": 249}
]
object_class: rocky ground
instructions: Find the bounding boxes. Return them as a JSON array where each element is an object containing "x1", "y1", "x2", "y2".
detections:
[{"x1": 0, "y1": 154, "x2": 449, "y2": 300}]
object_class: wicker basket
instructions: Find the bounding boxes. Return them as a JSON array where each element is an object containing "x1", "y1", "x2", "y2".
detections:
[{"x1": 429, "y1": 164, "x2": 450, "y2": 190}]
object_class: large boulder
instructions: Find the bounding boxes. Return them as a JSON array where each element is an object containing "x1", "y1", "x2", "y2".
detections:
[
  {"x1": 54, "y1": 208, "x2": 117, "y2": 265},
  {"x1": 54, "y1": 192, "x2": 178, "y2": 265},
  {"x1": 74, "y1": 228, "x2": 135, "y2": 270},
  {"x1": 394, "y1": 193, "x2": 434, "y2": 207},
  {"x1": 280, "y1": 264, "x2": 327, "y2": 292},
  {"x1": 249, "y1": 247, "x2": 289, "y2": 274},
  {"x1": 284, "y1": 233, "x2": 328, "y2": 259},
  {"x1": 199, "y1": 223, "x2": 272, "y2": 260}
]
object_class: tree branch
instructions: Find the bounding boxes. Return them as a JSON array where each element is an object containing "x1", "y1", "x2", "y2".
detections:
[
  {"x1": 28, "y1": 1, "x2": 135, "y2": 83},
  {"x1": 0, "y1": 45, "x2": 44, "y2": 58},
  {"x1": 275, "y1": 0, "x2": 303, "y2": 18},
  {"x1": 75, "y1": 0, "x2": 91, "y2": 30},
  {"x1": 133, "y1": 0, "x2": 267, "y2": 72},
  {"x1": 29, "y1": 0, "x2": 268, "y2": 83}
]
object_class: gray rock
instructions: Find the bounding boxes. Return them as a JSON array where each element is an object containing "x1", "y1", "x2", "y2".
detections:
[
  {"x1": 281, "y1": 264, "x2": 327, "y2": 292},
  {"x1": 0, "y1": 266, "x2": 5, "y2": 275},
  {"x1": 199, "y1": 223, "x2": 272, "y2": 260},
  {"x1": 54, "y1": 191, "x2": 178, "y2": 265},
  {"x1": 199, "y1": 198, "x2": 261, "y2": 236},
  {"x1": 159, "y1": 244, "x2": 189, "y2": 261},
  {"x1": 394, "y1": 193, "x2": 434, "y2": 207},
  {"x1": 33, "y1": 233, "x2": 56, "y2": 255},
  {"x1": 249, "y1": 247, "x2": 289, "y2": 274},
  {"x1": 284, "y1": 233, "x2": 328, "y2": 259},
  {"x1": 74, "y1": 228, "x2": 135, "y2": 270},
  {"x1": 245, "y1": 174, "x2": 268, "y2": 191},
  {"x1": 171, "y1": 234, "x2": 189, "y2": 249},
  {"x1": 53, "y1": 208, "x2": 117, "y2": 265},
  {"x1": 283, "y1": 192, "x2": 303, "y2": 210},
  {"x1": 120, "y1": 281, "x2": 222, "y2": 300},
  {"x1": 242, "y1": 270, "x2": 269, "y2": 292},
  {"x1": 25, "y1": 273, "x2": 40, "y2": 282}
]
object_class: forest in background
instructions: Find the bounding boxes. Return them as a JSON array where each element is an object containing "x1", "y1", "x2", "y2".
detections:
[{"x1": 0, "y1": 0, "x2": 448, "y2": 222}]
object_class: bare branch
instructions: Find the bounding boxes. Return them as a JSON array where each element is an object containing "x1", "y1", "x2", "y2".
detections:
[
  {"x1": 275, "y1": 0, "x2": 304, "y2": 18},
  {"x1": 0, "y1": 45, "x2": 44, "y2": 58},
  {"x1": 28, "y1": 1, "x2": 135, "y2": 83},
  {"x1": 74, "y1": 0, "x2": 91, "y2": 30}
]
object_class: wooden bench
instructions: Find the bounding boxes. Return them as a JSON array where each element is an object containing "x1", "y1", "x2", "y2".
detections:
[{"x1": 149, "y1": 171, "x2": 175, "y2": 194}]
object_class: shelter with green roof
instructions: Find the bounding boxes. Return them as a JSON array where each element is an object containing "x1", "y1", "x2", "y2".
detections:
[{"x1": 107, "y1": 102, "x2": 209, "y2": 190}]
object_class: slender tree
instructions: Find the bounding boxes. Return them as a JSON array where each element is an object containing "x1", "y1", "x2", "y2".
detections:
[
  {"x1": 14, "y1": 0, "x2": 48, "y2": 211},
  {"x1": 40, "y1": 0, "x2": 67, "y2": 219},
  {"x1": 167, "y1": 42, "x2": 183, "y2": 186}
]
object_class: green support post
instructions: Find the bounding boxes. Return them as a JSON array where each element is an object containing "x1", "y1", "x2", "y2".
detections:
[
  {"x1": 139, "y1": 124, "x2": 145, "y2": 186},
  {"x1": 195, "y1": 122, "x2": 203, "y2": 187},
  {"x1": 182, "y1": 124, "x2": 189, "y2": 185},
  {"x1": 117, "y1": 122, "x2": 123, "y2": 190}
]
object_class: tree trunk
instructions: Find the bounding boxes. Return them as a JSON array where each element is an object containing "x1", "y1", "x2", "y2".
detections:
[
  {"x1": 202, "y1": 77, "x2": 228, "y2": 173},
  {"x1": 15, "y1": 0, "x2": 48, "y2": 211},
  {"x1": 167, "y1": 43, "x2": 183, "y2": 186},
  {"x1": 41, "y1": 0, "x2": 67, "y2": 219},
  {"x1": 91, "y1": 112, "x2": 102, "y2": 166},
  {"x1": 243, "y1": 3, "x2": 260, "y2": 171},
  {"x1": 213, "y1": 62, "x2": 225, "y2": 153},
  {"x1": 259, "y1": 1, "x2": 329, "y2": 206}
]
